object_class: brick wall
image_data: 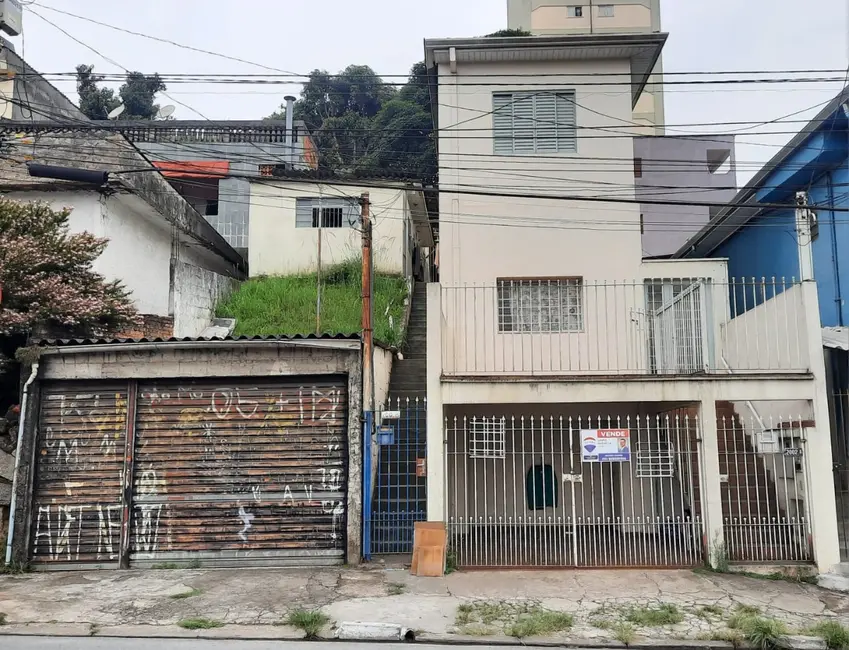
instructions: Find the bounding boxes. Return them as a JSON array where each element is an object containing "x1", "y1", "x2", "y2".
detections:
[{"x1": 113, "y1": 314, "x2": 175, "y2": 340}]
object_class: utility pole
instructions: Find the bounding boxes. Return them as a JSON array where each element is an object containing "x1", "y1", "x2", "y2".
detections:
[
  {"x1": 360, "y1": 192, "x2": 374, "y2": 560},
  {"x1": 361, "y1": 192, "x2": 374, "y2": 414},
  {"x1": 316, "y1": 188, "x2": 323, "y2": 335}
]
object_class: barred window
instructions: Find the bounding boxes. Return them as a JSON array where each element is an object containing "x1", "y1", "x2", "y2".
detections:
[
  {"x1": 469, "y1": 418, "x2": 506, "y2": 459},
  {"x1": 497, "y1": 278, "x2": 583, "y2": 333},
  {"x1": 312, "y1": 206, "x2": 344, "y2": 228},
  {"x1": 635, "y1": 441, "x2": 674, "y2": 478},
  {"x1": 492, "y1": 91, "x2": 577, "y2": 155},
  {"x1": 295, "y1": 197, "x2": 358, "y2": 228}
]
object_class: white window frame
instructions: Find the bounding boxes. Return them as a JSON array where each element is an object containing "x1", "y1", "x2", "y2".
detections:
[
  {"x1": 567, "y1": 6, "x2": 583, "y2": 17},
  {"x1": 497, "y1": 278, "x2": 583, "y2": 333},
  {"x1": 469, "y1": 419, "x2": 506, "y2": 459},
  {"x1": 597, "y1": 4, "x2": 615, "y2": 17},
  {"x1": 492, "y1": 91, "x2": 577, "y2": 156}
]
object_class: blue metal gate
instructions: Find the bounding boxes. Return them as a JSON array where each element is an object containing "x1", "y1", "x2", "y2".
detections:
[{"x1": 365, "y1": 397, "x2": 427, "y2": 556}]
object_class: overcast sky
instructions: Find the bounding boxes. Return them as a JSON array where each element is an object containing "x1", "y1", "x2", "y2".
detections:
[{"x1": 11, "y1": 0, "x2": 849, "y2": 185}]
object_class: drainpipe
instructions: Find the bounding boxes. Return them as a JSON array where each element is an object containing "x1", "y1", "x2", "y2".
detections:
[
  {"x1": 284, "y1": 95, "x2": 296, "y2": 168},
  {"x1": 827, "y1": 173, "x2": 844, "y2": 326},
  {"x1": 5, "y1": 361, "x2": 39, "y2": 565}
]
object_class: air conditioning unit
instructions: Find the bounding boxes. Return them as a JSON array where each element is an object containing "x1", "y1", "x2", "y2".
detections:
[{"x1": 0, "y1": 0, "x2": 22, "y2": 37}]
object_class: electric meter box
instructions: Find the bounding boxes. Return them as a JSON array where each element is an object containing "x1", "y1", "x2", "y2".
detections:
[{"x1": 0, "y1": 0, "x2": 22, "y2": 37}]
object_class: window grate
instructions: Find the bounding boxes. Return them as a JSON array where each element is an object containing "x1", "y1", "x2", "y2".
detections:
[
  {"x1": 636, "y1": 441, "x2": 674, "y2": 478},
  {"x1": 469, "y1": 419, "x2": 506, "y2": 459},
  {"x1": 497, "y1": 278, "x2": 583, "y2": 333},
  {"x1": 312, "y1": 206, "x2": 344, "y2": 228}
]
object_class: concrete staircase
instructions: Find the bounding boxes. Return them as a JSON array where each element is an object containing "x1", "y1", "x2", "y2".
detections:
[{"x1": 370, "y1": 282, "x2": 428, "y2": 553}]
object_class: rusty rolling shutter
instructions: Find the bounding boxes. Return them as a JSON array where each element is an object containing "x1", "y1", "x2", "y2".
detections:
[
  {"x1": 131, "y1": 377, "x2": 348, "y2": 567},
  {"x1": 29, "y1": 383, "x2": 128, "y2": 568}
]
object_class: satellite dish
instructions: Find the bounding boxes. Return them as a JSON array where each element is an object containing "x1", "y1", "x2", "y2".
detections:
[
  {"x1": 157, "y1": 105, "x2": 176, "y2": 120},
  {"x1": 107, "y1": 104, "x2": 125, "y2": 120}
]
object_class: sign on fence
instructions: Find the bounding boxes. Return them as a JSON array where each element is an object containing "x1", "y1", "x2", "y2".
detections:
[{"x1": 581, "y1": 428, "x2": 631, "y2": 463}]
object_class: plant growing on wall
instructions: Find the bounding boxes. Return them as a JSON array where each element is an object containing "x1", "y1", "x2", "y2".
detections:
[{"x1": 0, "y1": 197, "x2": 137, "y2": 343}]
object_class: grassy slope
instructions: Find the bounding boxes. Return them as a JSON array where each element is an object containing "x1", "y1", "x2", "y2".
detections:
[{"x1": 217, "y1": 260, "x2": 408, "y2": 347}]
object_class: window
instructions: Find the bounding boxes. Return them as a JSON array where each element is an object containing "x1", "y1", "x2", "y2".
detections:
[
  {"x1": 469, "y1": 418, "x2": 506, "y2": 459},
  {"x1": 295, "y1": 197, "x2": 359, "y2": 228},
  {"x1": 635, "y1": 441, "x2": 674, "y2": 478},
  {"x1": 567, "y1": 5, "x2": 583, "y2": 17},
  {"x1": 312, "y1": 206, "x2": 343, "y2": 228},
  {"x1": 634, "y1": 156, "x2": 643, "y2": 178},
  {"x1": 598, "y1": 4, "x2": 615, "y2": 17},
  {"x1": 497, "y1": 278, "x2": 583, "y2": 333},
  {"x1": 493, "y1": 91, "x2": 577, "y2": 155},
  {"x1": 526, "y1": 464, "x2": 558, "y2": 510}
]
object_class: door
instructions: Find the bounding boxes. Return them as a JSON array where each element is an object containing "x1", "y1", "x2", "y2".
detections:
[
  {"x1": 29, "y1": 383, "x2": 129, "y2": 568},
  {"x1": 130, "y1": 377, "x2": 349, "y2": 567},
  {"x1": 648, "y1": 280, "x2": 708, "y2": 374}
]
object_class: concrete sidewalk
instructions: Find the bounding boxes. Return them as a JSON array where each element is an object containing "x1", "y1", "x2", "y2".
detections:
[{"x1": 2, "y1": 564, "x2": 848, "y2": 645}]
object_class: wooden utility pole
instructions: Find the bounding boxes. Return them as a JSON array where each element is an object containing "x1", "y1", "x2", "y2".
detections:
[{"x1": 361, "y1": 192, "x2": 374, "y2": 414}]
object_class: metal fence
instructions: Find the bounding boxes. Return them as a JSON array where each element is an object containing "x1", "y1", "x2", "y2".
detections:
[
  {"x1": 365, "y1": 398, "x2": 427, "y2": 556},
  {"x1": 446, "y1": 411, "x2": 703, "y2": 568},
  {"x1": 440, "y1": 278, "x2": 807, "y2": 376},
  {"x1": 717, "y1": 410, "x2": 812, "y2": 563}
]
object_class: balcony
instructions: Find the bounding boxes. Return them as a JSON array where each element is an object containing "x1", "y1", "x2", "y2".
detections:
[{"x1": 438, "y1": 278, "x2": 811, "y2": 377}]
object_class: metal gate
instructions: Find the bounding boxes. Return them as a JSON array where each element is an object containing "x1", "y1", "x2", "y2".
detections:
[
  {"x1": 29, "y1": 383, "x2": 129, "y2": 568},
  {"x1": 29, "y1": 377, "x2": 349, "y2": 568},
  {"x1": 366, "y1": 397, "x2": 427, "y2": 555},
  {"x1": 717, "y1": 407, "x2": 812, "y2": 563},
  {"x1": 646, "y1": 279, "x2": 708, "y2": 374},
  {"x1": 446, "y1": 411, "x2": 703, "y2": 568}
]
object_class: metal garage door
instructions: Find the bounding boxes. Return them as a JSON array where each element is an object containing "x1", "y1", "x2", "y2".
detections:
[
  {"x1": 29, "y1": 383, "x2": 129, "y2": 568},
  {"x1": 130, "y1": 377, "x2": 349, "y2": 567}
]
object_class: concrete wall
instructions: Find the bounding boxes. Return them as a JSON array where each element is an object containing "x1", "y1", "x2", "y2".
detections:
[
  {"x1": 10, "y1": 342, "x2": 364, "y2": 565},
  {"x1": 635, "y1": 135, "x2": 737, "y2": 257},
  {"x1": 374, "y1": 345, "x2": 394, "y2": 411},
  {"x1": 0, "y1": 46, "x2": 87, "y2": 122},
  {"x1": 6, "y1": 190, "x2": 238, "y2": 337},
  {"x1": 249, "y1": 182, "x2": 411, "y2": 276}
]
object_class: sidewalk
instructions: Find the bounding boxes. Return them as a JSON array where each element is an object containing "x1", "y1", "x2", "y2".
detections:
[{"x1": 2, "y1": 563, "x2": 848, "y2": 645}]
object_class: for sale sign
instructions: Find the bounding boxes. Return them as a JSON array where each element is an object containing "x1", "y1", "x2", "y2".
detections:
[{"x1": 581, "y1": 429, "x2": 631, "y2": 463}]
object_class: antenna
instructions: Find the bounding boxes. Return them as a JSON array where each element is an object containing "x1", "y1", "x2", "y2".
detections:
[
  {"x1": 156, "y1": 105, "x2": 176, "y2": 120},
  {"x1": 107, "y1": 104, "x2": 125, "y2": 120}
]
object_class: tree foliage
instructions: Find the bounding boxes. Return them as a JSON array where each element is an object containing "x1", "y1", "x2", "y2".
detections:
[
  {"x1": 0, "y1": 198, "x2": 137, "y2": 337},
  {"x1": 485, "y1": 28, "x2": 532, "y2": 37},
  {"x1": 267, "y1": 62, "x2": 436, "y2": 183},
  {"x1": 76, "y1": 65, "x2": 167, "y2": 120}
]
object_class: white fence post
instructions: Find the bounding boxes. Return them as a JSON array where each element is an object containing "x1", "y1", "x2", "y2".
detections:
[
  {"x1": 699, "y1": 395, "x2": 725, "y2": 567},
  {"x1": 426, "y1": 282, "x2": 445, "y2": 522}
]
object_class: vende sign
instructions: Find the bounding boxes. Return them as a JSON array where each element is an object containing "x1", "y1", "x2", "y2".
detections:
[{"x1": 581, "y1": 428, "x2": 632, "y2": 463}]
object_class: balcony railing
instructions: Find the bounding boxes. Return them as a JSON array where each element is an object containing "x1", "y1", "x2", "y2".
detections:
[{"x1": 439, "y1": 278, "x2": 810, "y2": 377}]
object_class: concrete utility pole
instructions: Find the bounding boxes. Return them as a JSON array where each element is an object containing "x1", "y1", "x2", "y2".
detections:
[
  {"x1": 361, "y1": 192, "x2": 374, "y2": 414},
  {"x1": 316, "y1": 188, "x2": 323, "y2": 335}
]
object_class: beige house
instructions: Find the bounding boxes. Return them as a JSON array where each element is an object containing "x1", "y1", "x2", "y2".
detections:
[
  {"x1": 506, "y1": 0, "x2": 664, "y2": 130},
  {"x1": 249, "y1": 178, "x2": 433, "y2": 278},
  {"x1": 422, "y1": 34, "x2": 838, "y2": 573}
]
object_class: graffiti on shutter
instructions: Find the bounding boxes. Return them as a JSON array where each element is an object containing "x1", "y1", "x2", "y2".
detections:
[
  {"x1": 130, "y1": 378, "x2": 348, "y2": 566},
  {"x1": 29, "y1": 384, "x2": 128, "y2": 567}
]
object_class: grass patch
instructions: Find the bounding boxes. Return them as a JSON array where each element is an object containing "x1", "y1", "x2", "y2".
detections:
[
  {"x1": 445, "y1": 547, "x2": 458, "y2": 575},
  {"x1": 217, "y1": 259, "x2": 408, "y2": 346},
  {"x1": 701, "y1": 629, "x2": 745, "y2": 648},
  {"x1": 0, "y1": 612, "x2": 6, "y2": 626},
  {"x1": 177, "y1": 618, "x2": 224, "y2": 630},
  {"x1": 612, "y1": 622, "x2": 637, "y2": 646},
  {"x1": 727, "y1": 603, "x2": 762, "y2": 629},
  {"x1": 458, "y1": 624, "x2": 496, "y2": 637},
  {"x1": 286, "y1": 609, "x2": 330, "y2": 639},
  {"x1": 624, "y1": 603, "x2": 684, "y2": 627},
  {"x1": 807, "y1": 621, "x2": 849, "y2": 649},
  {"x1": 387, "y1": 582, "x2": 405, "y2": 596},
  {"x1": 694, "y1": 604, "x2": 725, "y2": 620},
  {"x1": 170, "y1": 588, "x2": 202, "y2": 600},
  {"x1": 0, "y1": 561, "x2": 30, "y2": 575},
  {"x1": 739, "y1": 616, "x2": 788, "y2": 650},
  {"x1": 507, "y1": 610, "x2": 573, "y2": 638},
  {"x1": 88, "y1": 623, "x2": 100, "y2": 636},
  {"x1": 151, "y1": 560, "x2": 201, "y2": 570}
]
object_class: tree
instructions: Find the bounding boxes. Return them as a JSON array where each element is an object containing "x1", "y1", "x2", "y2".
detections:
[
  {"x1": 76, "y1": 65, "x2": 121, "y2": 120},
  {"x1": 75, "y1": 65, "x2": 167, "y2": 120},
  {"x1": 0, "y1": 198, "x2": 137, "y2": 339},
  {"x1": 485, "y1": 28, "x2": 532, "y2": 37}
]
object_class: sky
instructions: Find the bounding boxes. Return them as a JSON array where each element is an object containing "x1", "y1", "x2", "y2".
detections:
[{"x1": 9, "y1": 0, "x2": 849, "y2": 186}]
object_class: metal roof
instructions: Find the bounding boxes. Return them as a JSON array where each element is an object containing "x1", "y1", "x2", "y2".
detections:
[
  {"x1": 823, "y1": 327, "x2": 849, "y2": 351},
  {"x1": 37, "y1": 333, "x2": 361, "y2": 347}
]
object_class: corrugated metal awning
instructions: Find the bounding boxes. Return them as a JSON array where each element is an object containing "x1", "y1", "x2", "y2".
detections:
[{"x1": 823, "y1": 327, "x2": 849, "y2": 351}]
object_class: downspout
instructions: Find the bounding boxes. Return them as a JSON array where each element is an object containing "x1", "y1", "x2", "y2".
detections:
[
  {"x1": 5, "y1": 361, "x2": 39, "y2": 565},
  {"x1": 827, "y1": 173, "x2": 844, "y2": 326}
]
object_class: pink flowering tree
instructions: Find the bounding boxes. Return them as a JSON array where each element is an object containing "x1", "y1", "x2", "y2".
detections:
[{"x1": 0, "y1": 198, "x2": 137, "y2": 346}]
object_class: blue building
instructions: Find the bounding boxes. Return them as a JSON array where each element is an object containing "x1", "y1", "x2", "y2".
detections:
[{"x1": 675, "y1": 87, "x2": 849, "y2": 329}]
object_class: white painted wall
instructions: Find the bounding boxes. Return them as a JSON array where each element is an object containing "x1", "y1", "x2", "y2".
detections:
[
  {"x1": 249, "y1": 182, "x2": 411, "y2": 277},
  {"x1": 374, "y1": 345, "x2": 393, "y2": 411},
  {"x1": 8, "y1": 191, "x2": 172, "y2": 316},
  {"x1": 8, "y1": 190, "x2": 238, "y2": 337}
]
